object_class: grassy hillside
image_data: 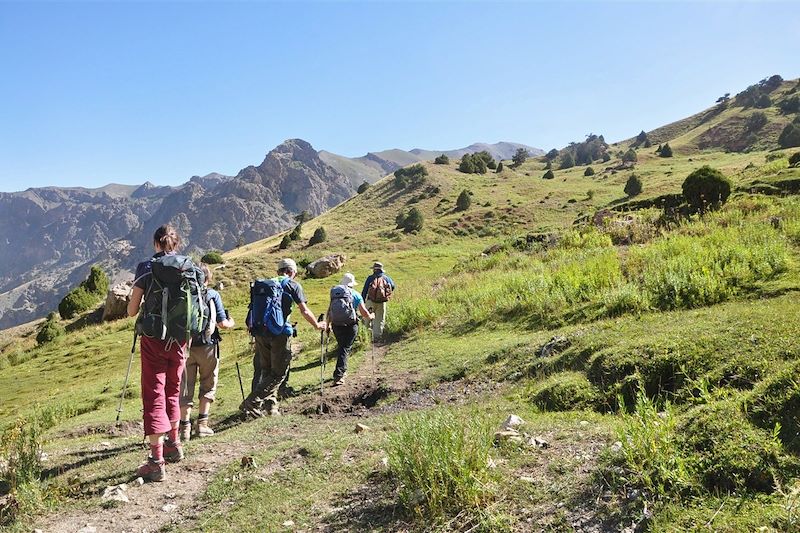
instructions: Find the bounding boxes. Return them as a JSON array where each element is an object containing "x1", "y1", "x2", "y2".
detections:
[{"x1": 3, "y1": 84, "x2": 800, "y2": 531}]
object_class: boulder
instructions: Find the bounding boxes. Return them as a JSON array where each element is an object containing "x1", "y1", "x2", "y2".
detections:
[
  {"x1": 306, "y1": 254, "x2": 346, "y2": 278},
  {"x1": 102, "y1": 282, "x2": 132, "y2": 321}
]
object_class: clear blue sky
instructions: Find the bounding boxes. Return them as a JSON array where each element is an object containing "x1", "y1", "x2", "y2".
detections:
[{"x1": 1, "y1": 1, "x2": 798, "y2": 191}]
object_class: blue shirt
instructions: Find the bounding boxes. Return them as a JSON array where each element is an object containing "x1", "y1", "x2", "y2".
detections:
[
  {"x1": 349, "y1": 288, "x2": 364, "y2": 309},
  {"x1": 361, "y1": 272, "x2": 396, "y2": 300}
]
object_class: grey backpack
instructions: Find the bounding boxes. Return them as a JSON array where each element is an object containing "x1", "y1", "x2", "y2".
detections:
[{"x1": 329, "y1": 285, "x2": 357, "y2": 327}]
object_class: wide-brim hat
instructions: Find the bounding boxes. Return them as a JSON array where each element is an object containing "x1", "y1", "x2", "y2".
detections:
[
  {"x1": 278, "y1": 258, "x2": 298, "y2": 272},
  {"x1": 341, "y1": 272, "x2": 356, "y2": 287},
  {"x1": 372, "y1": 261, "x2": 384, "y2": 270}
]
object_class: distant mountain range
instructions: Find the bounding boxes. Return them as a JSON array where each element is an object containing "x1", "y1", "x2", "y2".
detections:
[{"x1": 0, "y1": 139, "x2": 541, "y2": 329}]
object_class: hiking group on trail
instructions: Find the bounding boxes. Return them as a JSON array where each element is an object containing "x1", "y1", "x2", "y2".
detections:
[{"x1": 125, "y1": 224, "x2": 394, "y2": 482}]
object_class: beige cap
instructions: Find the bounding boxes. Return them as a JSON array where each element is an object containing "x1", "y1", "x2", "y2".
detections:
[
  {"x1": 277, "y1": 258, "x2": 297, "y2": 273},
  {"x1": 341, "y1": 272, "x2": 356, "y2": 287}
]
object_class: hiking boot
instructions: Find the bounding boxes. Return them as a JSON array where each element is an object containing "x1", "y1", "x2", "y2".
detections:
[
  {"x1": 179, "y1": 420, "x2": 192, "y2": 443},
  {"x1": 333, "y1": 376, "x2": 345, "y2": 386},
  {"x1": 240, "y1": 398, "x2": 265, "y2": 418},
  {"x1": 163, "y1": 440, "x2": 184, "y2": 463},
  {"x1": 197, "y1": 418, "x2": 214, "y2": 437},
  {"x1": 265, "y1": 401, "x2": 281, "y2": 417},
  {"x1": 136, "y1": 457, "x2": 166, "y2": 482}
]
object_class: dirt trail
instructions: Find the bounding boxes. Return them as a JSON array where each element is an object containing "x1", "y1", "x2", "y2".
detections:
[{"x1": 36, "y1": 438, "x2": 262, "y2": 533}]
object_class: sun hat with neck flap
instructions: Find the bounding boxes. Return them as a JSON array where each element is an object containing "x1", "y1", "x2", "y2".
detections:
[{"x1": 341, "y1": 272, "x2": 356, "y2": 287}]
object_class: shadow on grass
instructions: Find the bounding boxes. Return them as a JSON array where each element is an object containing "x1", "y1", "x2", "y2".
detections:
[
  {"x1": 319, "y1": 471, "x2": 408, "y2": 532},
  {"x1": 41, "y1": 441, "x2": 142, "y2": 481}
]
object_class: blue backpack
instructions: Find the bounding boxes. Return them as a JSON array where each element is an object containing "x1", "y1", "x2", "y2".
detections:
[{"x1": 248, "y1": 277, "x2": 293, "y2": 337}]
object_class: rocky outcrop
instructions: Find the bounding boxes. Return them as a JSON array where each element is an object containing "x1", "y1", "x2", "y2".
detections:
[
  {"x1": 102, "y1": 283, "x2": 132, "y2": 321},
  {"x1": 306, "y1": 254, "x2": 347, "y2": 279}
]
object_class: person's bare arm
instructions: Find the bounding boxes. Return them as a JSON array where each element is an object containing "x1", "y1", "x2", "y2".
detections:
[
  {"x1": 358, "y1": 302, "x2": 374, "y2": 321},
  {"x1": 218, "y1": 318, "x2": 235, "y2": 329},
  {"x1": 298, "y1": 302, "x2": 326, "y2": 330},
  {"x1": 127, "y1": 286, "x2": 144, "y2": 317}
]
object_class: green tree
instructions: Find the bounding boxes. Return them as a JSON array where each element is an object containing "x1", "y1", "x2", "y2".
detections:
[
  {"x1": 399, "y1": 207, "x2": 424, "y2": 233},
  {"x1": 643, "y1": 139, "x2": 652, "y2": 148},
  {"x1": 622, "y1": 148, "x2": 638, "y2": 162},
  {"x1": 487, "y1": 159, "x2": 497, "y2": 170},
  {"x1": 778, "y1": 123, "x2": 800, "y2": 148},
  {"x1": 456, "y1": 189, "x2": 472, "y2": 211},
  {"x1": 545, "y1": 148, "x2": 559, "y2": 161},
  {"x1": 659, "y1": 143, "x2": 673, "y2": 158},
  {"x1": 779, "y1": 96, "x2": 800, "y2": 114},
  {"x1": 394, "y1": 164, "x2": 428, "y2": 187},
  {"x1": 279, "y1": 234, "x2": 291, "y2": 250},
  {"x1": 602, "y1": 152, "x2": 611, "y2": 162},
  {"x1": 289, "y1": 224, "x2": 302, "y2": 241},
  {"x1": 434, "y1": 154, "x2": 450, "y2": 165},
  {"x1": 36, "y1": 312, "x2": 65, "y2": 345},
  {"x1": 560, "y1": 153, "x2": 575, "y2": 169},
  {"x1": 624, "y1": 174, "x2": 643, "y2": 197},
  {"x1": 542, "y1": 169, "x2": 555, "y2": 180},
  {"x1": 294, "y1": 210, "x2": 312, "y2": 224},
  {"x1": 755, "y1": 93, "x2": 772, "y2": 109},
  {"x1": 636, "y1": 130, "x2": 648, "y2": 145},
  {"x1": 682, "y1": 166, "x2": 732, "y2": 212},
  {"x1": 584, "y1": 166, "x2": 595, "y2": 176},
  {"x1": 745, "y1": 112, "x2": 768, "y2": 132},
  {"x1": 309, "y1": 227, "x2": 327, "y2": 245},
  {"x1": 357, "y1": 181, "x2": 370, "y2": 194},
  {"x1": 82, "y1": 265, "x2": 108, "y2": 296},
  {"x1": 496, "y1": 162, "x2": 504, "y2": 173},
  {"x1": 511, "y1": 148, "x2": 529, "y2": 168}
]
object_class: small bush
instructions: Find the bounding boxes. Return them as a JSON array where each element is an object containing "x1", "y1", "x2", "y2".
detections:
[
  {"x1": 542, "y1": 169, "x2": 554, "y2": 180},
  {"x1": 529, "y1": 372, "x2": 598, "y2": 411},
  {"x1": 397, "y1": 207, "x2": 424, "y2": 233},
  {"x1": 755, "y1": 93, "x2": 772, "y2": 109},
  {"x1": 487, "y1": 159, "x2": 497, "y2": 170},
  {"x1": 511, "y1": 147, "x2": 528, "y2": 168},
  {"x1": 495, "y1": 162, "x2": 504, "y2": 173},
  {"x1": 779, "y1": 95, "x2": 800, "y2": 114},
  {"x1": 387, "y1": 410, "x2": 497, "y2": 523},
  {"x1": 394, "y1": 164, "x2": 428, "y2": 188},
  {"x1": 659, "y1": 143, "x2": 673, "y2": 158},
  {"x1": 779, "y1": 123, "x2": 800, "y2": 148},
  {"x1": 602, "y1": 152, "x2": 611, "y2": 162},
  {"x1": 560, "y1": 152, "x2": 575, "y2": 169},
  {"x1": 289, "y1": 224, "x2": 302, "y2": 241},
  {"x1": 456, "y1": 190, "x2": 472, "y2": 211},
  {"x1": 434, "y1": 154, "x2": 450, "y2": 165},
  {"x1": 58, "y1": 286, "x2": 97, "y2": 319},
  {"x1": 681, "y1": 165, "x2": 732, "y2": 212},
  {"x1": 622, "y1": 148, "x2": 638, "y2": 163},
  {"x1": 624, "y1": 174, "x2": 643, "y2": 197},
  {"x1": 746, "y1": 111, "x2": 768, "y2": 132},
  {"x1": 279, "y1": 234, "x2": 291, "y2": 250},
  {"x1": 584, "y1": 166, "x2": 595, "y2": 176},
  {"x1": 308, "y1": 227, "x2": 327, "y2": 245},
  {"x1": 201, "y1": 250, "x2": 224, "y2": 264},
  {"x1": 357, "y1": 181, "x2": 370, "y2": 193},
  {"x1": 36, "y1": 313, "x2": 64, "y2": 345}
]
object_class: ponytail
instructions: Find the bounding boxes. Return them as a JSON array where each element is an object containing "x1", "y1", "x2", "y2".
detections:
[{"x1": 153, "y1": 224, "x2": 180, "y2": 252}]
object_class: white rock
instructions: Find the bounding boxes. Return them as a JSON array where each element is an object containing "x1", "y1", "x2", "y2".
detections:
[
  {"x1": 102, "y1": 484, "x2": 129, "y2": 503},
  {"x1": 354, "y1": 423, "x2": 371, "y2": 433},
  {"x1": 500, "y1": 414, "x2": 525, "y2": 431},
  {"x1": 611, "y1": 441, "x2": 623, "y2": 453},
  {"x1": 487, "y1": 457, "x2": 497, "y2": 469},
  {"x1": 161, "y1": 503, "x2": 177, "y2": 513},
  {"x1": 99, "y1": 441, "x2": 112, "y2": 449},
  {"x1": 134, "y1": 477, "x2": 145, "y2": 486},
  {"x1": 282, "y1": 520, "x2": 295, "y2": 527}
]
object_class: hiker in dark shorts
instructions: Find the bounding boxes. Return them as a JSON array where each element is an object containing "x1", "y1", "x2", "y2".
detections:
[
  {"x1": 241, "y1": 258, "x2": 326, "y2": 417},
  {"x1": 127, "y1": 224, "x2": 190, "y2": 482},
  {"x1": 362, "y1": 261, "x2": 396, "y2": 340},
  {"x1": 179, "y1": 264, "x2": 235, "y2": 441},
  {"x1": 327, "y1": 273, "x2": 374, "y2": 386}
]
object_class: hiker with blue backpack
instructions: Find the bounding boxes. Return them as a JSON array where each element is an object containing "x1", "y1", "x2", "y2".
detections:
[
  {"x1": 327, "y1": 273, "x2": 375, "y2": 386},
  {"x1": 179, "y1": 263, "x2": 235, "y2": 441},
  {"x1": 362, "y1": 262, "x2": 396, "y2": 340},
  {"x1": 241, "y1": 258, "x2": 326, "y2": 417},
  {"x1": 127, "y1": 224, "x2": 208, "y2": 482}
]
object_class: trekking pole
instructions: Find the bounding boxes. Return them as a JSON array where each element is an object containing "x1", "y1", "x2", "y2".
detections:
[
  {"x1": 368, "y1": 307, "x2": 375, "y2": 381},
  {"x1": 318, "y1": 314, "x2": 325, "y2": 413},
  {"x1": 233, "y1": 332, "x2": 245, "y2": 401},
  {"x1": 116, "y1": 333, "x2": 138, "y2": 425}
]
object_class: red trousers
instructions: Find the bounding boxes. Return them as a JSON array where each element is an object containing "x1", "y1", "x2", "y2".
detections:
[{"x1": 140, "y1": 336, "x2": 187, "y2": 436}]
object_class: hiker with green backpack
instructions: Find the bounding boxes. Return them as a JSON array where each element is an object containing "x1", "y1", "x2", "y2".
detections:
[
  {"x1": 127, "y1": 224, "x2": 208, "y2": 482},
  {"x1": 361, "y1": 261, "x2": 396, "y2": 340},
  {"x1": 327, "y1": 273, "x2": 374, "y2": 386},
  {"x1": 241, "y1": 258, "x2": 326, "y2": 417},
  {"x1": 179, "y1": 263, "x2": 235, "y2": 441}
]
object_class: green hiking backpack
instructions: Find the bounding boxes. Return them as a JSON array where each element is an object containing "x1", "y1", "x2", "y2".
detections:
[{"x1": 136, "y1": 255, "x2": 208, "y2": 343}]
